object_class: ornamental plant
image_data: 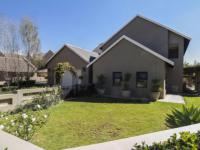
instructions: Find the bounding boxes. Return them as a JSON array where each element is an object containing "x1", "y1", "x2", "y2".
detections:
[
  {"x1": 11, "y1": 87, "x2": 62, "y2": 114},
  {"x1": 0, "y1": 111, "x2": 48, "y2": 141},
  {"x1": 133, "y1": 131, "x2": 200, "y2": 150},
  {"x1": 165, "y1": 105, "x2": 200, "y2": 128},
  {"x1": 122, "y1": 73, "x2": 132, "y2": 90},
  {"x1": 55, "y1": 62, "x2": 75, "y2": 84},
  {"x1": 151, "y1": 79, "x2": 162, "y2": 92},
  {"x1": 96, "y1": 74, "x2": 106, "y2": 89}
]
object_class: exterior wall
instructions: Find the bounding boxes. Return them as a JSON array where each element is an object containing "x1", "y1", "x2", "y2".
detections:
[
  {"x1": 101, "y1": 17, "x2": 169, "y2": 57},
  {"x1": 93, "y1": 39, "x2": 166, "y2": 98},
  {"x1": 46, "y1": 46, "x2": 88, "y2": 86},
  {"x1": 101, "y1": 17, "x2": 185, "y2": 93},
  {"x1": 166, "y1": 32, "x2": 184, "y2": 93}
]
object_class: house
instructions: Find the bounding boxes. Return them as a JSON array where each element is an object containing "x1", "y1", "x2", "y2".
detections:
[
  {"x1": 30, "y1": 50, "x2": 55, "y2": 84},
  {"x1": 43, "y1": 50, "x2": 54, "y2": 64},
  {"x1": 0, "y1": 53, "x2": 36, "y2": 83},
  {"x1": 87, "y1": 15, "x2": 191, "y2": 98},
  {"x1": 46, "y1": 44, "x2": 98, "y2": 87}
]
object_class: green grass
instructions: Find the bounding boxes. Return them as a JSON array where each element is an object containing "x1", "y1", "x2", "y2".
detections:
[
  {"x1": 184, "y1": 96, "x2": 200, "y2": 106},
  {"x1": 31, "y1": 98, "x2": 183, "y2": 150}
]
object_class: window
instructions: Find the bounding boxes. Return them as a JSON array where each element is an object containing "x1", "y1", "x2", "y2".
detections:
[
  {"x1": 168, "y1": 44, "x2": 179, "y2": 58},
  {"x1": 113, "y1": 72, "x2": 122, "y2": 86},
  {"x1": 136, "y1": 72, "x2": 148, "y2": 88}
]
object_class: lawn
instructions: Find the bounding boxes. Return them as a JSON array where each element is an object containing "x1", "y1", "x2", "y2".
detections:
[{"x1": 31, "y1": 98, "x2": 184, "y2": 150}]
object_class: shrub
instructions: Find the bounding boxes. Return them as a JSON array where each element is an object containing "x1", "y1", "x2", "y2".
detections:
[
  {"x1": 55, "y1": 62, "x2": 75, "y2": 84},
  {"x1": 96, "y1": 74, "x2": 106, "y2": 89},
  {"x1": 151, "y1": 79, "x2": 162, "y2": 92},
  {"x1": 122, "y1": 73, "x2": 132, "y2": 90},
  {"x1": 18, "y1": 80, "x2": 36, "y2": 88},
  {"x1": 133, "y1": 131, "x2": 200, "y2": 150},
  {"x1": 1, "y1": 86, "x2": 17, "y2": 93},
  {"x1": 12, "y1": 87, "x2": 62, "y2": 113},
  {"x1": 0, "y1": 111, "x2": 48, "y2": 141},
  {"x1": 165, "y1": 105, "x2": 200, "y2": 128}
]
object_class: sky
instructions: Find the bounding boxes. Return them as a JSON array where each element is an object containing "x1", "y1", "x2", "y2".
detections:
[{"x1": 0, "y1": 0, "x2": 199, "y2": 63}]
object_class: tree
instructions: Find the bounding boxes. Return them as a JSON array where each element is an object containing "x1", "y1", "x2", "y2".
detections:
[
  {"x1": 20, "y1": 17, "x2": 41, "y2": 80},
  {"x1": 184, "y1": 61, "x2": 190, "y2": 68},
  {"x1": 194, "y1": 60, "x2": 200, "y2": 67},
  {"x1": 0, "y1": 15, "x2": 20, "y2": 85}
]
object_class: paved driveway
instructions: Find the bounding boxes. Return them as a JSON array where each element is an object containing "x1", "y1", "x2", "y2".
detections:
[{"x1": 158, "y1": 94, "x2": 185, "y2": 104}]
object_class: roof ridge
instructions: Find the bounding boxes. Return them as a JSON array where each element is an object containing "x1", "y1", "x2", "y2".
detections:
[{"x1": 66, "y1": 43, "x2": 98, "y2": 55}]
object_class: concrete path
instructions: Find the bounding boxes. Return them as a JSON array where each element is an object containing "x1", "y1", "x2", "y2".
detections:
[
  {"x1": 65, "y1": 123, "x2": 200, "y2": 150},
  {"x1": 158, "y1": 94, "x2": 185, "y2": 104},
  {"x1": 0, "y1": 129, "x2": 44, "y2": 150}
]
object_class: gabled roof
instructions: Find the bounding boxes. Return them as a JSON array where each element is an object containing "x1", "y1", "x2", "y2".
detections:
[
  {"x1": 46, "y1": 44, "x2": 99, "y2": 66},
  {"x1": 98, "y1": 15, "x2": 191, "y2": 52},
  {"x1": 43, "y1": 50, "x2": 54, "y2": 63},
  {"x1": 87, "y1": 35, "x2": 174, "y2": 68}
]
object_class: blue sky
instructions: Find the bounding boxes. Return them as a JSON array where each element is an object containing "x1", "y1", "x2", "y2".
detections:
[{"x1": 0, "y1": 0, "x2": 199, "y2": 63}]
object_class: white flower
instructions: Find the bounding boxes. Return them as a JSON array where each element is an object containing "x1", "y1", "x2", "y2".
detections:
[
  {"x1": 32, "y1": 117, "x2": 36, "y2": 122},
  {"x1": 37, "y1": 104, "x2": 41, "y2": 109},
  {"x1": 28, "y1": 128, "x2": 31, "y2": 131},
  {"x1": 11, "y1": 122, "x2": 15, "y2": 126},
  {"x1": 43, "y1": 115, "x2": 48, "y2": 119},
  {"x1": 11, "y1": 120, "x2": 14, "y2": 123},
  {"x1": 0, "y1": 114, "x2": 4, "y2": 118},
  {"x1": 22, "y1": 113, "x2": 28, "y2": 119},
  {"x1": 19, "y1": 125, "x2": 23, "y2": 128},
  {"x1": 0, "y1": 125, "x2": 4, "y2": 130},
  {"x1": 5, "y1": 117, "x2": 8, "y2": 120}
]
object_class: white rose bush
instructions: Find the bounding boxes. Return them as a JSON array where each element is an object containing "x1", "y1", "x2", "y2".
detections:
[
  {"x1": 0, "y1": 87, "x2": 62, "y2": 141},
  {"x1": 0, "y1": 111, "x2": 49, "y2": 141}
]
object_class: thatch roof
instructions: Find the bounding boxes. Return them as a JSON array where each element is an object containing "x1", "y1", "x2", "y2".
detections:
[{"x1": 0, "y1": 54, "x2": 36, "y2": 73}]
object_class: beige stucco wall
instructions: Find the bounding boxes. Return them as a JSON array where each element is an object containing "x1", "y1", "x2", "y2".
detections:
[
  {"x1": 93, "y1": 39, "x2": 166, "y2": 98},
  {"x1": 46, "y1": 46, "x2": 88, "y2": 86},
  {"x1": 101, "y1": 17, "x2": 185, "y2": 93}
]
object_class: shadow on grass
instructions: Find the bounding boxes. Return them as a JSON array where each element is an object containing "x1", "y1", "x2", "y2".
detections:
[{"x1": 66, "y1": 96, "x2": 151, "y2": 104}]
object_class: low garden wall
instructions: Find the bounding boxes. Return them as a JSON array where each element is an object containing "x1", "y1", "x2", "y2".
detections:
[
  {"x1": 65, "y1": 123, "x2": 200, "y2": 150},
  {"x1": 0, "y1": 87, "x2": 54, "y2": 112},
  {"x1": 0, "y1": 129, "x2": 44, "y2": 150}
]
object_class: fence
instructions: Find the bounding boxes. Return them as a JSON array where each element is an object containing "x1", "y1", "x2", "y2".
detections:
[{"x1": 0, "y1": 87, "x2": 54, "y2": 112}]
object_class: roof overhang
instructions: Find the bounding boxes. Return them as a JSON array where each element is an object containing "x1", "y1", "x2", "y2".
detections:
[{"x1": 87, "y1": 35, "x2": 174, "y2": 68}]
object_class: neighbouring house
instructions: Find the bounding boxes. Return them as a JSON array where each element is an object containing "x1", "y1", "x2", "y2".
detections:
[
  {"x1": 87, "y1": 15, "x2": 191, "y2": 98},
  {"x1": 43, "y1": 50, "x2": 54, "y2": 64},
  {"x1": 0, "y1": 53, "x2": 36, "y2": 83},
  {"x1": 31, "y1": 50, "x2": 55, "y2": 84},
  {"x1": 46, "y1": 44, "x2": 98, "y2": 87}
]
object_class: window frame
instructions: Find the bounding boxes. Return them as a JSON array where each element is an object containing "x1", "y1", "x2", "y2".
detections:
[
  {"x1": 136, "y1": 72, "x2": 148, "y2": 88},
  {"x1": 112, "y1": 72, "x2": 122, "y2": 86}
]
